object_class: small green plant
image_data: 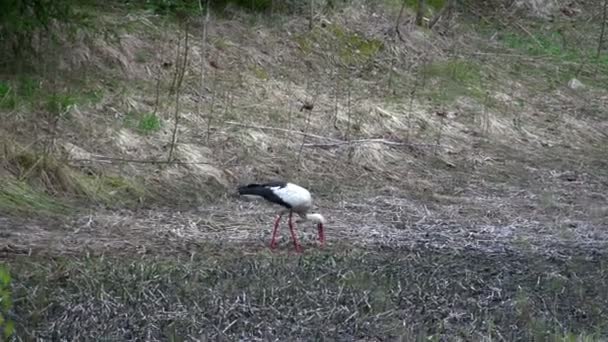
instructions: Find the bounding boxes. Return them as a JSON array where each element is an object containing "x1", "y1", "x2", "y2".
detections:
[
  {"x1": 46, "y1": 93, "x2": 76, "y2": 115},
  {"x1": 17, "y1": 77, "x2": 40, "y2": 99},
  {"x1": 0, "y1": 266, "x2": 14, "y2": 340},
  {"x1": 0, "y1": 82, "x2": 10, "y2": 98},
  {"x1": 0, "y1": 82, "x2": 15, "y2": 109},
  {"x1": 81, "y1": 89, "x2": 103, "y2": 104},
  {"x1": 137, "y1": 113, "x2": 162, "y2": 134},
  {"x1": 331, "y1": 24, "x2": 383, "y2": 65},
  {"x1": 251, "y1": 65, "x2": 269, "y2": 80}
]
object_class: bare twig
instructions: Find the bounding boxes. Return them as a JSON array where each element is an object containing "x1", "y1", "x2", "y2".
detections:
[
  {"x1": 332, "y1": 67, "x2": 340, "y2": 129},
  {"x1": 168, "y1": 20, "x2": 190, "y2": 162},
  {"x1": 345, "y1": 78, "x2": 352, "y2": 142},
  {"x1": 394, "y1": 0, "x2": 407, "y2": 42},
  {"x1": 152, "y1": 19, "x2": 167, "y2": 116},
  {"x1": 199, "y1": 0, "x2": 211, "y2": 142},
  {"x1": 309, "y1": 0, "x2": 314, "y2": 31},
  {"x1": 67, "y1": 155, "x2": 212, "y2": 165},
  {"x1": 296, "y1": 85, "x2": 318, "y2": 167},
  {"x1": 303, "y1": 139, "x2": 443, "y2": 148},
  {"x1": 598, "y1": 0, "x2": 608, "y2": 58},
  {"x1": 224, "y1": 121, "x2": 340, "y2": 142}
]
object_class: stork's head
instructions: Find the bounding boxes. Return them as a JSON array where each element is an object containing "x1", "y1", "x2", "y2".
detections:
[
  {"x1": 305, "y1": 213, "x2": 325, "y2": 225},
  {"x1": 306, "y1": 213, "x2": 326, "y2": 245}
]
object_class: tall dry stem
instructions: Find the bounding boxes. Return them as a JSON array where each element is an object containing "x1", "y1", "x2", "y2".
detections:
[
  {"x1": 167, "y1": 21, "x2": 190, "y2": 162},
  {"x1": 598, "y1": 0, "x2": 608, "y2": 58},
  {"x1": 198, "y1": 0, "x2": 211, "y2": 143}
]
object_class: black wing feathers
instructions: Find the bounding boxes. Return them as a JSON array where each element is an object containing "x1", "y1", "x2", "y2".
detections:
[{"x1": 237, "y1": 181, "x2": 291, "y2": 208}]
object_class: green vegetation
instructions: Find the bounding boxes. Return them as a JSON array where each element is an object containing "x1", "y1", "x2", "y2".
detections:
[
  {"x1": 0, "y1": 172, "x2": 146, "y2": 216},
  {"x1": 250, "y1": 65, "x2": 269, "y2": 80},
  {"x1": 420, "y1": 59, "x2": 485, "y2": 103},
  {"x1": 137, "y1": 113, "x2": 162, "y2": 134},
  {"x1": 46, "y1": 93, "x2": 77, "y2": 116},
  {"x1": 404, "y1": 0, "x2": 445, "y2": 11},
  {"x1": 0, "y1": 180, "x2": 69, "y2": 216},
  {"x1": 137, "y1": 112, "x2": 162, "y2": 134},
  {"x1": 0, "y1": 82, "x2": 15, "y2": 109},
  {"x1": 494, "y1": 30, "x2": 608, "y2": 90},
  {"x1": 0, "y1": 266, "x2": 14, "y2": 340},
  {"x1": 331, "y1": 24, "x2": 384, "y2": 65},
  {"x1": 0, "y1": 78, "x2": 99, "y2": 113},
  {"x1": 124, "y1": 111, "x2": 162, "y2": 134},
  {"x1": 0, "y1": 0, "x2": 91, "y2": 72},
  {"x1": 0, "y1": 147, "x2": 147, "y2": 216},
  {"x1": 295, "y1": 24, "x2": 383, "y2": 67},
  {"x1": 138, "y1": 0, "x2": 313, "y2": 17}
]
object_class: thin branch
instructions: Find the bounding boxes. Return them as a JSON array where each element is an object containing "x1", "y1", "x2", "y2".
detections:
[
  {"x1": 598, "y1": 0, "x2": 608, "y2": 58},
  {"x1": 296, "y1": 88, "x2": 315, "y2": 167},
  {"x1": 68, "y1": 156, "x2": 212, "y2": 165},
  {"x1": 224, "y1": 121, "x2": 341, "y2": 142},
  {"x1": 167, "y1": 20, "x2": 189, "y2": 162},
  {"x1": 303, "y1": 139, "x2": 443, "y2": 148},
  {"x1": 309, "y1": 0, "x2": 314, "y2": 31},
  {"x1": 199, "y1": 0, "x2": 211, "y2": 142},
  {"x1": 394, "y1": 0, "x2": 407, "y2": 42}
]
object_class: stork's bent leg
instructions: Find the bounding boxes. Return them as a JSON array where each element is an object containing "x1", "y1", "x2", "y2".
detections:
[
  {"x1": 270, "y1": 214, "x2": 282, "y2": 249},
  {"x1": 288, "y1": 211, "x2": 303, "y2": 253}
]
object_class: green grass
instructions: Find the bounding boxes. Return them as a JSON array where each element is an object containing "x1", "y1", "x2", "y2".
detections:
[
  {"x1": 45, "y1": 93, "x2": 77, "y2": 116},
  {"x1": 418, "y1": 59, "x2": 485, "y2": 103},
  {"x1": 125, "y1": 112, "x2": 162, "y2": 134},
  {"x1": 0, "y1": 173, "x2": 147, "y2": 216},
  {"x1": 0, "y1": 77, "x2": 102, "y2": 113},
  {"x1": 250, "y1": 65, "x2": 269, "y2": 80},
  {"x1": 332, "y1": 24, "x2": 384, "y2": 65},
  {"x1": 0, "y1": 179, "x2": 70, "y2": 216},
  {"x1": 7, "y1": 246, "x2": 608, "y2": 340},
  {"x1": 294, "y1": 24, "x2": 383, "y2": 67},
  {"x1": 0, "y1": 81, "x2": 15, "y2": 109},
  {"x1": 0, "y1": 265, "x2": 14, "y2": 340},
  {"x1": 137, "y1": 113, "x2": 162, "y2": 133},
  {"x1": 73, "y1": 173, "x2": 148, "y2": 205},
  {"x1": 499, "y1": 30, "x2": 606, "y2": 64},
  {"x1": 0, "y1": 147, "x2": 148, "y2": 216},
  {"x1": 495, "y1": 30, "x2": 608, "y2": 90}
]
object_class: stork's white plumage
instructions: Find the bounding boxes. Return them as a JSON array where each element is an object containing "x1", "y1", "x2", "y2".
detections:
[{"x1": 238, "y1": 181, "x2": 325, "y2": 252}]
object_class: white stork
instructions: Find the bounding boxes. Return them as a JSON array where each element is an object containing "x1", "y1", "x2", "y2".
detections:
[{"x1": 238, "y1": 181, "x2": 325, "y2": 252}]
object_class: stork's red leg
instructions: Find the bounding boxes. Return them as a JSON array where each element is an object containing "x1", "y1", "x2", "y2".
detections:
[
  {"x1": 317, "y1": 223, "x2": 325, "y2": 246},
  {"x1": 270, "y1": 214, "x2": 282, "y2": 249},
  {"x1": 287, "y1": 211, "x2": 303, "y2": 253}
]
